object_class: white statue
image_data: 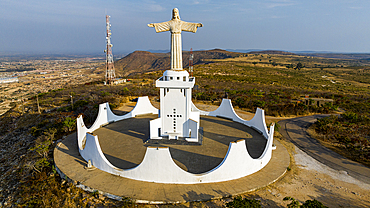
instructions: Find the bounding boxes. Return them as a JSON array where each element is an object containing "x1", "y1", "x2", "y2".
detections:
[{"x1": 148, "y1": 8, "x2": 203, "y2": 70}]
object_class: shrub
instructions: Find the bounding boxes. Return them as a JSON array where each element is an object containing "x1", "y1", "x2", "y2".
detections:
[
  {"x1": 302, "y1": 199, "x2": 328, "y2": 208},
  {"x1": 283, "y1": 196, "x2": 300, "y2": 208},
  {"x1": 109, "y1": 103, "x2": 117, "y2": 109},
  {"x1": 253, "y1": 100, "x2": 266, "y2": 108},
  {"x1": 101, "y1": 91, "x2": 111, "y2": 97},
  {"x1": 284, "y1": 196, "x2": 328, "y2": 208},
  {"x1": 73, "y1": 100, "x2": 89, "y2": 109},
  {"x1": 63, "y1": 117, "x2": 76, "y2": 132},
  {"x1": 226, "y1": 196, "x2": 261, "y2": 208}
]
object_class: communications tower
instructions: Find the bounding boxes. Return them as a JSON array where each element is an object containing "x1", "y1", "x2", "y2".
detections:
[
  {"x1": 104, "y1": 15, "x2": 116, "y2": 84},
  {"x1": 189, "y1": 48, "x2": 194, "y2": 77}
]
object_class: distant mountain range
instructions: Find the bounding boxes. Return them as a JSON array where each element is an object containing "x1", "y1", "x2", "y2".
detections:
[{"x1": 143, "y1": 49, "x2": 370, "y2": 60}]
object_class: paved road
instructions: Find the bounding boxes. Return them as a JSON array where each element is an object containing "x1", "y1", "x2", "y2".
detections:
[{"x1": 279, "y1": 115, "x2": 370, "y2": 184}]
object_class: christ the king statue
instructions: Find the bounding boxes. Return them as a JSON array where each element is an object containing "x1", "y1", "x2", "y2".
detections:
[{"x1": 148, "y1": 8, "x2": 203, "y2": 71}]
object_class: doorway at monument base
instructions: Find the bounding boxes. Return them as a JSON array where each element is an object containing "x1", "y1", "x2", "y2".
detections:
[{"x1": 76, "y1": 96, "x2": 276, "y2": 184}]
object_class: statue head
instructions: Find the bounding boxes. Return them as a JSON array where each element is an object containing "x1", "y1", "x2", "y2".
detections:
[{"x1": 172, "y1": 8, "x2": 180, "y2": 20}]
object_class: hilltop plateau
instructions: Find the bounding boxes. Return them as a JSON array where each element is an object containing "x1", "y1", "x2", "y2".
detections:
[{"x1": 0, "y1": 50, "x2": 369, "y2": 207}]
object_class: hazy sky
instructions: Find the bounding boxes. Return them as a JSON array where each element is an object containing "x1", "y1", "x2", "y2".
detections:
[{"x1": 1, "y1": 0, "x2": 370, "y2": 54}]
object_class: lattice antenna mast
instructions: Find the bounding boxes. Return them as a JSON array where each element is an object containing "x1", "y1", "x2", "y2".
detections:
[
  {"x1": 189, "y1": 48, "x2": 194, "y2": 77},
  {"x1": 105, "y1": 15, "x2": 116, "y2": 84}
]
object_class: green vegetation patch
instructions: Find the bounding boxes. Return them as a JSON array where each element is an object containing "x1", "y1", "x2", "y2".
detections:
[{"x1": 313, "y1": 112, "x2": 370, "y2": 167}]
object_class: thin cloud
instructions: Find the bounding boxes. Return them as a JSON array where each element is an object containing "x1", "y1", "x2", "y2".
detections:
[
  {"x1": 349, "y1": 6, "x2": 362, "y2": 10},
  {"x1": 271, "y1": 15, "x2": 283, "y2": 19},
  {"x1": 192, "y1": 0, "x2": 210, "y2": 5},
  {"x1": 148, "y1": 4, "x2": 165, "y2": 12},
  {"x1": 264, "y1": 0, "x2": 297, "y2": 8}
]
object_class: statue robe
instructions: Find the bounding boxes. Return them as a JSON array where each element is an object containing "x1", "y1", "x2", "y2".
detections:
[{"x1": 152, "y1": 20, "x2": 200, "y2": 70}]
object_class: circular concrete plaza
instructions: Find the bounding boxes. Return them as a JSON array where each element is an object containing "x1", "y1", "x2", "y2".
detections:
[{"x1": 54, "y1": 114, "x2": 290, "y2": 204}]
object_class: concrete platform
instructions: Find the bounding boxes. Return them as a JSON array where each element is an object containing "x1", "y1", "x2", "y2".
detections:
[{"x1": 54, "y1": 115, "x2": 290, "y2": 204}]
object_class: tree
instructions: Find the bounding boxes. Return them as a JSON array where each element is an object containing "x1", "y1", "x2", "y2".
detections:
[
  {"x1": 226, "y1": 196, "x2": 261, "y2": 208},
  {"x1": 284, "y1": 196, "x2": 300, "y2": 208},
  {"x1": 295, "y1": 62, "x2": 304, "y2": 70},
  {"x1": 283, "y1": 197, "x2": 328, "y2": 208},
  {"x1": 302, "y1": 199, "x2": 328, "y2": 208}
]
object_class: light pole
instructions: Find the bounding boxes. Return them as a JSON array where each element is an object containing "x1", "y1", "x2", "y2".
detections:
[
  {"x1": 36, "y1": 94, "x2": 41, "y2": 114},
  {"x1": 70, "y1": 94, "x2": 73, "y2": 110}
]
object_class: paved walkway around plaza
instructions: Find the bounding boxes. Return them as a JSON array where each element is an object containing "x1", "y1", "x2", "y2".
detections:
[{"x1": 54, "y1": 115, "x2": 290, "y2": 204}]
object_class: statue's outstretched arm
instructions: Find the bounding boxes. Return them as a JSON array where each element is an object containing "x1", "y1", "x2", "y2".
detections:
[
  {"x1": 147, "y1": 21, "x2": 170, "y2": 33},
  {"x1": 181, "y1": 22, "x2": 203, "y2": 33}
]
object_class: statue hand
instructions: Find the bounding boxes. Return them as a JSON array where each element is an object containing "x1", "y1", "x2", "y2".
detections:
[{"x1": 147, "y1": 23, "x2": 155, "y2": 27}]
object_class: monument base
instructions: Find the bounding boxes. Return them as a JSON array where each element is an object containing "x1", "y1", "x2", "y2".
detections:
[{"x1": 146, "y1": 127, "x2": 203, "y2": 146}]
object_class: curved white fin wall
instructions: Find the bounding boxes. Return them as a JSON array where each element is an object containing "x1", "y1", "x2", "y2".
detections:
[
  {"x1": 79, "y1": 133, "x2": 274, "y2": 184},
  {"x1": 129, "y1": 96, "x2": 159, "y2": 117},
  {"x1": 77, "y1": 97, "x2": 275, "y2": 184},
  {"x1": 107, "y1": 96, "x2": 158, "y2": 122},
  {"x1": 77, "y1": 96, "x2": 158, "y2": 149},
  {"x1": 81, "y1": 133, "x2": 118, "y2": 171},
  {"x1": 192, "y1": 99, "x2": 269, "y2": 138}
]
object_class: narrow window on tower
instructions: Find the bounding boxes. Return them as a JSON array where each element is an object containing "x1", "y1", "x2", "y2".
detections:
[
  {"x1": 184, "y1": 89, "x2": 186, "y2": 96},
  {"x1": 183, "y1": 76, "x2": 186, "y2": 81}
]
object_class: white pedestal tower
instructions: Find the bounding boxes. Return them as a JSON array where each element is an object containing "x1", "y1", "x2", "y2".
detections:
[
  {"x1": 148, "y1": 8, "x2": 203, "y2": 142},
  {"x1": 150, "y1": 70, "x2": 200, "y2": 141}
]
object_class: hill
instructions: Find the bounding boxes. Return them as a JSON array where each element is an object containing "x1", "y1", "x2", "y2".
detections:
[
  {"x1": 300, "y1": 53, "x2": 370, "y2": 60},
  {"x1": 113, "y1": 49, "x2": 244, "y2": 77},
  {"x1": 248, "y1": 50, "x2": 296, "y2": 55}
]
